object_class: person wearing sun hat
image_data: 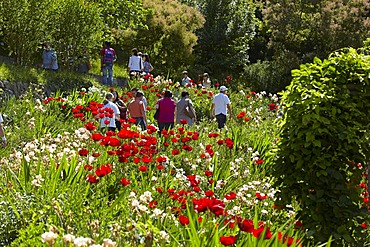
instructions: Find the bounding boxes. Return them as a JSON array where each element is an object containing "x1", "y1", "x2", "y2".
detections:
[{"x1": 210, "y1": 85, "x2": 231, "y2": 129}]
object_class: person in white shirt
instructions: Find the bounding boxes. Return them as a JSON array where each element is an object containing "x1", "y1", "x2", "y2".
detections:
[
  {"x1": 210, "y1": 86, "x2": 232, "y2": 129},
  {"x1": 0, "y1": 114, "x2": 7, "y2": 147},
  {"x1": 128, "y1": 48, "x2": 144, "y2": 78},
  {"x1": 100, "y1": 93, "x2": 120, "y2": 132},
  {"x1": 181, "y1": 71, "x2": 192, "y2": 87}
]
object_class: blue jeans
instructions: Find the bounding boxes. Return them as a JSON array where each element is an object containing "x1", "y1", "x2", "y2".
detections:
[
  {"x1": 134, "y1": 117, "x2": 146, "y2": 130},
  {"x1": 102, "y1": 65, "x2": 113, "y2": 86}
]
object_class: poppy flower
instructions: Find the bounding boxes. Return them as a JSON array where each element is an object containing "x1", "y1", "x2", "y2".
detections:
[
  {"x1": 178, "y1": 215, "x2": 190, "y2": 225},
  {"x1": 256, "y1": 192, "x2": 267, "y2": 200},
  {"x1": 253, "y1": 225, "x2": 272, "y2": 239},
  {"x1": 205, "y1": 190, "x2": 214, "y2": 197},
  {"x1": 120, "y1": 178, "x2": 130, "y2": 186},
  {"x1": 238, "y1": 219, "x2": 254, "y2": 233},
  {"x1": 84, "y1": 165, "x2": 93, "y2": 171},
  {"x1": 225, "y1": 192, "x2": 237, "y2": 200},
  {"x1": 219, "y1": 236, "x2": 237, "y2": 246},
  {"x1": 205, "y1": 170, "x2": 213, "y2": 177},
  {"x1": 86, "y1": 174, "x2": 99, "y2": 184},
  {"x1": 180, "y1": 119, "x2": 188, "y2": 124},
  {"x1": 95, "y1": 164, "x2": 112, "y2": 177},
  {"x1": 139, "y1": 166, "x2": 148, "y2": 172},
  {"x1": 84, "y1": 122, "x2": 96, "y2": 131},
  {"x1": 149, "y1": 200, "x2": 158, "y2": 209},
  {"x1": 78, "y1": 148, "x2": 89, "y2": 156},
  {"x1": 172, "y1": 149, "x2": 180, "y2": 155}
]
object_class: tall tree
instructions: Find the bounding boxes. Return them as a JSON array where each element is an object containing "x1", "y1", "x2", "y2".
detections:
[
  {"x1": 194, "y1": 0, "x2": 260, "y2": 82},
  {"x1": 263, "y1": 0, "x2": 370, "y2": 63},
  {"x1": 117, "y1": 0, "x2": 204, "y2": 76}
]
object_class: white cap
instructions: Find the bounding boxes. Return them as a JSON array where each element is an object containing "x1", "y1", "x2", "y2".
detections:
[{"x1": 220, "y1": 86, "x2": 228, "y2": 91}]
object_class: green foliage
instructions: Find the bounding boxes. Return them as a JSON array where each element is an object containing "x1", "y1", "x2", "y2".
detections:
[
  {"x1": 242, "y1": 55, "x2": 297, "y2": 94},
  {"x1": 194, "y1": 0, "x2": 260, "y2": 81},
  {"x1": 51, "y1": 0, "x2": 103, "y2": 68},
  {"x1": 117, "y1": 0, "x2": 204, "y2": 77},
  {"x1": 0, "y1": 0, "x2": 148, "y2": 69},
  {"x1": 273, "y1": 48, "x2": 370, "y2": 245}
]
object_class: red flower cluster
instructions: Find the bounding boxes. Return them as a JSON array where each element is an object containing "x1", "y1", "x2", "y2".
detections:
[{"x1": 95, "y1": 164, "x2": 112, "y2": 177}]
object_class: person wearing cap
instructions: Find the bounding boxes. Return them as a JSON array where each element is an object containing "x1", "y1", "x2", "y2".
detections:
[
  {"x1": 210, "y1": 86, "x2": 231, "y2": 129},
  {"x1": 0, "y1": 114, "x2": 7, "y2": 147},
  {"x1": 202, "y1": 73, "x2": 211, "y2": 88},
  {"x1": 181, "y1": 71, "x2": 192, "y2": 87}
]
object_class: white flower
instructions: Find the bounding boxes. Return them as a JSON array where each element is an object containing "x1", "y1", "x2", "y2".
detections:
[
  {"x1": 159, "y1": 230, "x2": 169, "y2": 241},
  {"x1": 102, "y1": 238, "x2": 116, "y2": 247},
  {"x1": 62, "y1": 234, "x2": 75, "y2": 244},
  {"x1": 73, "y1": 237, "x2": 93, "y2": 247},
  {"x1": 152, "y1": 208, "x2": 163, "y2": 217},
  {"x1": 132, "y1": 199, "x2": 140, "y2": 208},
  {"x1": 41, "y1": 231, "x2": 58, "y2": 244},
  {"x1": 261, "y1": 209, "x2": 268, "y2": 215}
]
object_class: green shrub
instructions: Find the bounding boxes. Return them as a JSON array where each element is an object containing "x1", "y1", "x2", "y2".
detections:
[{"x1": 273, "y1": 48, "x2": 370, "y2": 245}]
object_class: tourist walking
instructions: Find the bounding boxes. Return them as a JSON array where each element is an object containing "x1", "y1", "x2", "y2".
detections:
[
  {"x1": 0, "y1": 114, "x2": 7, "y2": 148},
  {"x1": 100, "y1": 41, "x2": 117, "y2": 86},
  {"x1": 112, "y1": 90, "x2": 127, "y2": 131},
  {"x1": 131, "y1": 87, "x2": 147, "y2": 110},
  {"x1": 155, "y1": 90, "x2": 176, "y2": 132},
  {"x1": 210, "y1": 86, "x2": 232, "y2": 129},
  {"x1": 42, "y1": 42, "x2": 58, "y2": 72},
  {"x1": 128, "y1": 48, "x2": 144, "y2": 78},
  {"x1": 176, "y1": 91, "x2": 196, "y2": 126},
  {"x1": 127, "y1": 91, "x2": 147, "y2": 130},
  {"x1": 142, "y1": 54, "x2": 154, "y2": 75},
  {"x1": 99, "y1": 93, "x2": 120, "y2": 132}
]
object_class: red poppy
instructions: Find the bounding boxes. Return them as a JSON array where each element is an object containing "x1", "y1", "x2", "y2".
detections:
[
  {"x1": 149, "y1": 200, "x2": 158, "y2": 209},
  {"x1": 253, "y1": 225, "x2": 272, "y2": 239},
  {"x1": 361, "y1": 223, "x2": 368, "y2": 229},
  {"x1": 108, "y1": 137, "x2": 121, "y2": 147},
  {"x1": 139, "y1": 166, "x2": 148, "y2": 172},
  {"x1": 225, "y1": 192, "x2": 237, "y2": 200},
  {"x1": 238, "y1": 219, "x2": 254, "y2": 233},
  {"x1": 219, "y1": 236, "x2": 237, "y2": 246},
  {"x1": 95, "y1": 164, "x2": 112, "y2": 177},
  {"x1": 180, "y1": 119, "x2": 188, "y2": 124},
  {"x1": 84, "y1": 122, "x2": 96, "y2": 131},
  {"x1": 178, "y1": 215, "x2": 190, "y2": 225},
  {"x1": 205, "y1": 190, "x2": 214, "y2": 197},
  {"x1": 78, "y1": 148, "x2": 89, "y2": 156},
  {"x1": 83, "y1": 165, "x2": 93, "y2": 171},
  {"x1": 256, "y1": 192, "x2": 267, "y2": 200},
  {"x1": 86, "y1": 174, "x2": 99, "y2": 184},
  {"x1": 120, "y1": 178, "x2": 131, "y2": 186},
  {"x1": 91, "y1": 133, "x2": 104, "y2": 141},
  {"x1": 172, "y1": 149, "x2": 180, "y2": 155},
  {"x1": 205, "y1": 170, "x2": 213, "y2": 177}
]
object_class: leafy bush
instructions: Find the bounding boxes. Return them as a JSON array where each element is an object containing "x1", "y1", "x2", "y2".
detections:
[{"x1": 273, "y1": 48, "x2": 370, "y2": 244}]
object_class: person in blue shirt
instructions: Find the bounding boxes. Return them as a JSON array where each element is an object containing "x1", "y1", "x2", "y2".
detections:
[{"x1": 42, "y1": 42, "x2": 58, "y2": 72}]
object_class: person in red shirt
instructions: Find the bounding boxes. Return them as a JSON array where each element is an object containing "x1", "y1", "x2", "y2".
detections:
[{"x1": 100, "y1": 41, "x2": 117, "y2": 86}]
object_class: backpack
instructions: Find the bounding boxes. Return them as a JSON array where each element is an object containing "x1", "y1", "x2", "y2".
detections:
[{"x1": 103, "y1": 48, "x2": 115, "y2": 65}]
